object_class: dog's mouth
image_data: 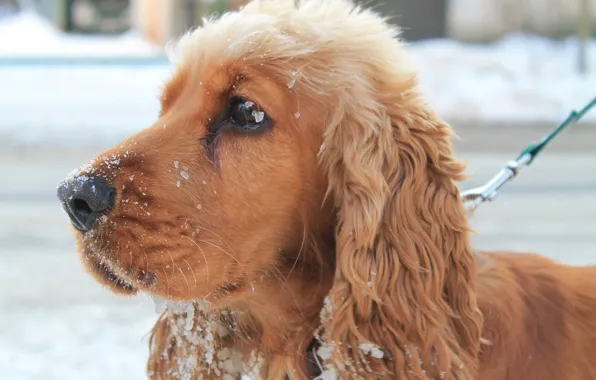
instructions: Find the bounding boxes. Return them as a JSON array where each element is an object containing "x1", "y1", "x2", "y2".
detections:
[
  {"x1": 83, "y1": 243, "x2": 138, "y2": 294},
  {"x1": 92, "y1": 258, "x2": 137, "y2": 292}
]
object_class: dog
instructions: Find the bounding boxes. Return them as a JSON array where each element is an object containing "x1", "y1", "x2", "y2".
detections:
[{"x1": 57, "y1": 0, "x2": 596, "y2": 379}]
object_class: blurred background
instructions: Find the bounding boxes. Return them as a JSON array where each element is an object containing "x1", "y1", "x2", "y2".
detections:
[{"x1": 0, "y1": 0, "x2": 594, "y2": 379}]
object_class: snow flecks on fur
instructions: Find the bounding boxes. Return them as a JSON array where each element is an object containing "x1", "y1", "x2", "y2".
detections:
[
  {"x1": 152, "y1": 299, "x2": 252, "y2": 379},
  {"x1": 314, "y1": 295, "x2": 388, "y2": 378},
  {"x1": 358, "y1": 343, "x2": 384, "y2": 359},
  {"x1": 60, "y1": 151, "x2": 132, "y2": 191},
  {"x1": 313, "y1": 339, "x2": 341, "y2": 380},
  {"x1": 313, "y1": 297, "x2": 345, "y2": 378},
  {"x1": 320, "y1": 296, "x2": 333, "y2": 322},
  {"x1": 57, "y1": 152, "x2": 137, "y2": 216}
]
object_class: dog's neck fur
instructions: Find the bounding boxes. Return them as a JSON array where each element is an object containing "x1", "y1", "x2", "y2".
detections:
[
  {"x1": 224, "y1": 189, "x2": 337, "y2": 377},
  {"x1": 213, "y1": 226, "x2": 336, "y2": 378}
]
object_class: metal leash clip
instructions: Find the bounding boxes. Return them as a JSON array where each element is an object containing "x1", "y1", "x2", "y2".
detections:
[{"x1": 461, "y1": 97, "x2": 596, "y2": 212}]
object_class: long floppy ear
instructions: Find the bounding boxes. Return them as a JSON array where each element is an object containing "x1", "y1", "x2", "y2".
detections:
[{"x1": 316, "y1": 76, "x2": 483, "y2": 379}]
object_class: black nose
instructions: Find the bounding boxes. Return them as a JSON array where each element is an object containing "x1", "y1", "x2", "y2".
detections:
[{"x1": 57, "y1": 176, "x2": 116, "y2": 232}]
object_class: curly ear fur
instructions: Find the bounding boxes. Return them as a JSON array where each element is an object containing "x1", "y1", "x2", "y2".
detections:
[{"x1": 317, "y1": 74, "x2": 483, "y2": 379}]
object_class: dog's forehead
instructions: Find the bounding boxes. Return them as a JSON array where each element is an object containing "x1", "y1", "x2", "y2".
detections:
[
  {"x1": 170, "y1": 2, "x2": 339, "y2": 71},
  {"x1": 170, "y1": 15, "x2": 273, "y2": 69},
  {"x1": 166, "y1": 0, "x2": 406, "y2": 93}
]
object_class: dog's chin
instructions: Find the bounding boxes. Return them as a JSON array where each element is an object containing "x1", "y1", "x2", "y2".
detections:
[
  {"x1": 92, "y1": 259, "x2": 138, "y2": 295},
  {"x1": 79, "y1": 243, "x2": 138, "y2": 296}
]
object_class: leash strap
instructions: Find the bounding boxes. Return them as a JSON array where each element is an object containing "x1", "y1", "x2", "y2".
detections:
[{"x1": 461, "y1": 97, "x2": 596, "y2": 212}]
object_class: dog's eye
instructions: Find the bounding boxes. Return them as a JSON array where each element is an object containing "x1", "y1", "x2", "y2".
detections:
[{"x1": 229, "y1": 97, "x2": 266, "y2": 131}]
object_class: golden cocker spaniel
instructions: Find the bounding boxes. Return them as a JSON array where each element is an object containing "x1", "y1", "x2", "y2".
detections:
[{"x1": 57, "y1": 0, "x2": 596, "y2": 379}]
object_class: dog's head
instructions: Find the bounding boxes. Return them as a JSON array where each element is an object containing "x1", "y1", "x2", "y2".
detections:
[{"x1": 58, "y1": 0, "x2": 482, "y2": 377}]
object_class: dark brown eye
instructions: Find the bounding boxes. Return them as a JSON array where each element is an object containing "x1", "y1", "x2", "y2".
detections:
[{"x1": 229, "y1": 97, "x2": 266, "y2": 131}]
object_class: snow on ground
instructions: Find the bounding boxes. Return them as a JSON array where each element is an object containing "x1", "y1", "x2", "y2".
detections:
[
  {"x1": 0, "y1": 65, "x2": 173, "y2": 145},
  {"x1": 410, "y1": 34, "x2": 596, "y2": 124},
  {"x1": 0, "y1": 11, "x2": 163, "y2": 57},
  {"x1": 0, "y1": 11, "x2": 594, "y2": 146},
  {"x1": 1, "y1": 304, "x2": 156, "y2": 380}
]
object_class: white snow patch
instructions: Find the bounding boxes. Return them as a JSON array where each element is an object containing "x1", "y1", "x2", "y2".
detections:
[
  {"x1": 316, "y1": 345, "x2": 333, "y2": 360},
  {"x1": 318, "y1": 368, "x2": 338, "y2": 380},
  {"x1": 370, "y1": 347, "x2": 384, "y2": 359},
  {"x1": 0, "y1": 11, "x2": 163, "y2": 57},
  {"x1": 358, "y1": 342, "x2": 384, "y2": 359},
  {"x1": 409, "y1": 33, "x2": 596, "y2": 124}
]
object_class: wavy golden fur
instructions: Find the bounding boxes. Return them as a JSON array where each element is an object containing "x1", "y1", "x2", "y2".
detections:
[{"x1": 59, "y1": 0, "x2": 596, "y2": 379}]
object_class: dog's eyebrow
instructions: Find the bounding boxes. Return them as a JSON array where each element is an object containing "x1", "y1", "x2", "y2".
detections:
[
  {"x1": 217, "y1": 74, "x2": 246, "y2": 101},
  {"x1": 234, "y1": 74, "x2": 246, "y2": 86},
  {"x1": 228, "y1": 74, "x2": 246, "y2": 94}
]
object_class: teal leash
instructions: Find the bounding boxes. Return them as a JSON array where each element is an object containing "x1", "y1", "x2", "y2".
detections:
[{"x1": 461, "y1": 97, "x2": 596, "y2": 212}]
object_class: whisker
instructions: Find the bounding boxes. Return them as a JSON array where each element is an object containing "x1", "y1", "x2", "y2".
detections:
[
  {"x1": 143, "y1": 249, "x2": 150, "y2": 270},
  {"x1": 198, "y1": 239, "x2": 243, "y2": 268},
  {"x1": 269, "y1": 265, "x2": 308, "y2": 324},
  {"x1": 174, "y1": 264, "x2": 191, "y2": 298},
  {"x1": 162, "y1": 268, "x2": 171, "y2": 297},
  {"x1": 285, "y1": 221, "x2": 308, "y2": 281},
  {"x1": 180, "y1": 220, "x2": 235, "y2": 251},
  {"x1": 198, "y1": 238, "x2": 258, "y2": 291},
  {"x1": 182, "y1": 235, "x2": 210, "y2": 282},
  {"x1": 165, "y1": 248, "x2": 176, "y2": 276},
  {"x1": 183, "y1": 259, "x2": 198, "y2": 289}
]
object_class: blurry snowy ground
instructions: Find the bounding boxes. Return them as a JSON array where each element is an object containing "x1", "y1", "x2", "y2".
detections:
[
  {"x1": 0, "y1": 12, "x2": 595, "y2": 146},
  {"x1": 0, "y1": 11, "x2": 163, "y2": 58},
  {"x1": 0, "y1": 10, "x2": 595, "y2": 380}
]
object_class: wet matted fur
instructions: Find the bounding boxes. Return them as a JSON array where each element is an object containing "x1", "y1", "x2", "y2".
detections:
[{"x1": 61, "y1": 0, "x2": 596, "y2": 379}]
